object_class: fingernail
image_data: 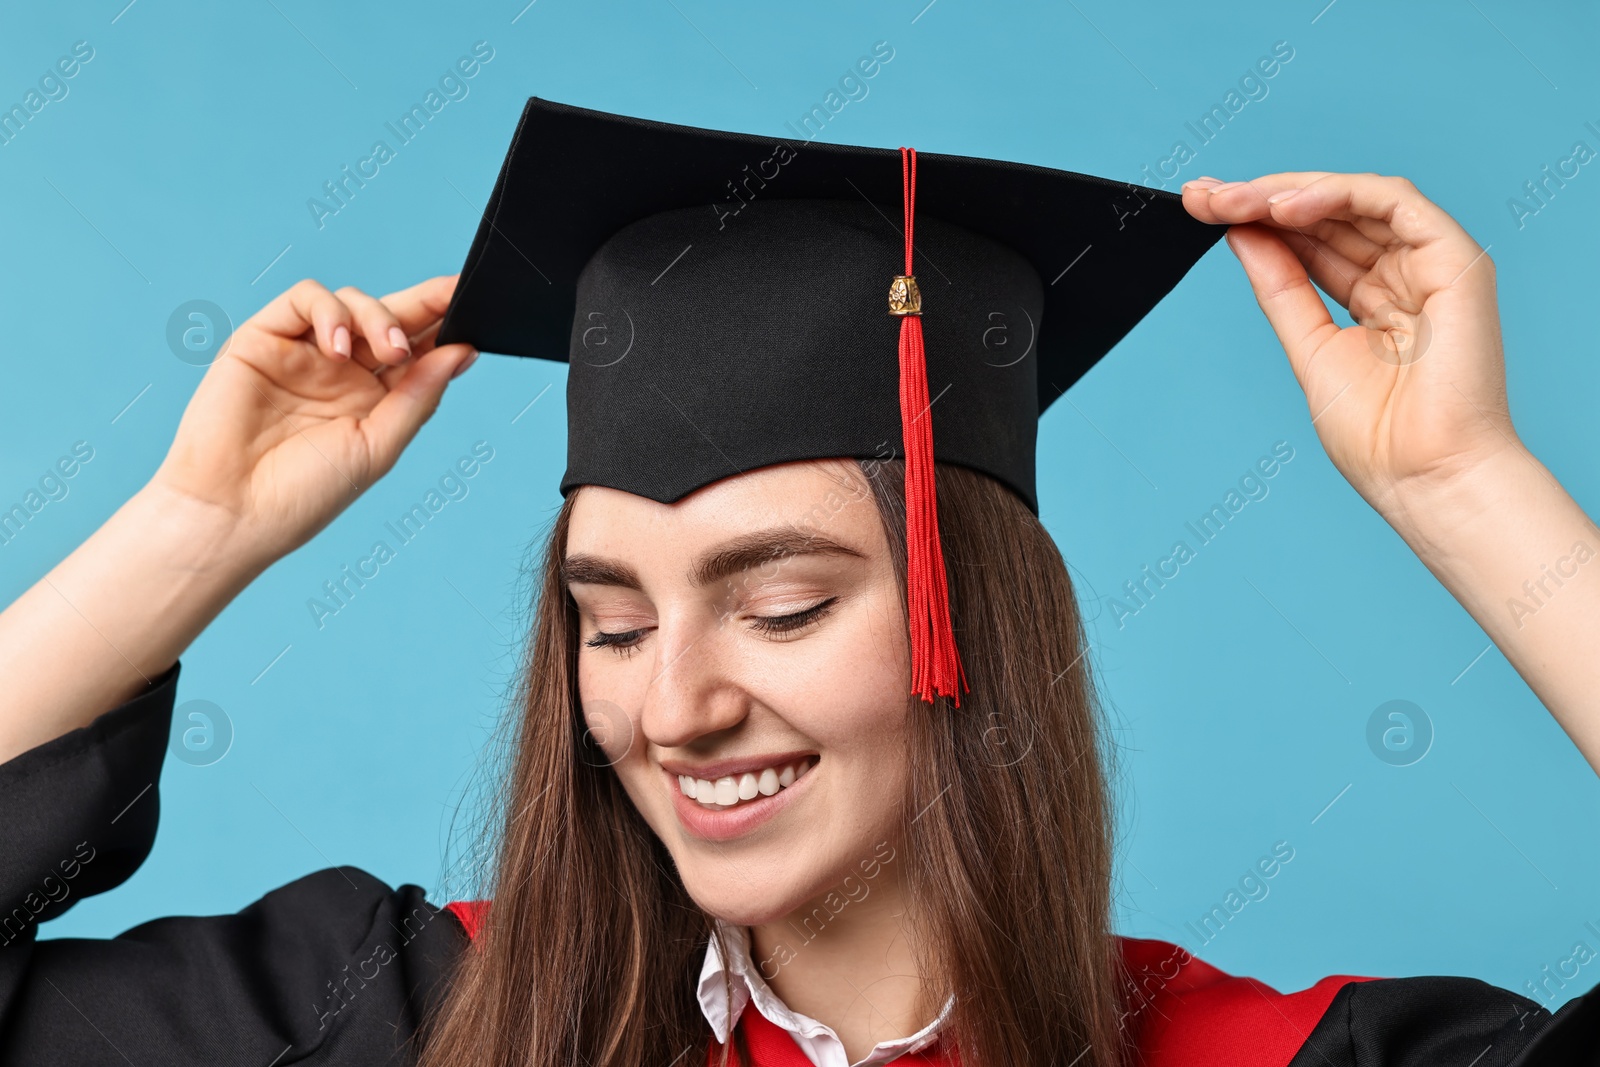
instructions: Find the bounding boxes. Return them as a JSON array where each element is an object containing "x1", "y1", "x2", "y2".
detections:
[
  {"x1": 388, "y1": 326, "x2": 411, "y2": 355},
  {"x1": 1208, "y1": 181, "x2": 1246, "y2": 193},
  {"x1": 450, "y1": 349, "x2": 479, "y2": 380},
  {"x1": 1182, "y1": 178, "x2": 1221, "y2": 191},
  {"x1": 1267, "y1": 189, "x2": 1302, "y2": 204},
  {"x1": 1199, "y1": 175, "x2": 1222, "y2": 182},
  {"x1": 332, "y1": 325, "x2": 351, "y2": 358}
]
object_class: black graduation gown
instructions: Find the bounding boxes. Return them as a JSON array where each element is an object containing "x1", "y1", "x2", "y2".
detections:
[{"x1": 0, "y1": 660, "x2": 1594, "y2": 1066}]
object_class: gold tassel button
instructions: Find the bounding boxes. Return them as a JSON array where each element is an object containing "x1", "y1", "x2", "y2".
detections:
[{"x1": 888, "y1": 275, "x2": 922, "y2": 316}]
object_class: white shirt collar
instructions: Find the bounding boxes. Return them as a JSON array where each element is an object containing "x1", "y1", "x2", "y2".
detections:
[{"x1": 696, "y1": 917, "x2": 953, "y2": 1067}]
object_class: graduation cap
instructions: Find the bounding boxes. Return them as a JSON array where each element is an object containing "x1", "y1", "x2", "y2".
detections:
[{"x1": 437, "y1": 96, "x2": 1224, "y2": 707}]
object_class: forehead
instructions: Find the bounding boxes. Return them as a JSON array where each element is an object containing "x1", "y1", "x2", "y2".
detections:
[{"x1": 565, "y1": 459, "x2": 881, "y2": 555}]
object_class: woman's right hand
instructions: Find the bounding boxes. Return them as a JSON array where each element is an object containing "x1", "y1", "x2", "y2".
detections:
[
  {"x1": 150, "y1": 275, "x2": 479, "y2": 568},
  {"x1": 0, "y1": 274, "x2": 478, "y2": 762}
]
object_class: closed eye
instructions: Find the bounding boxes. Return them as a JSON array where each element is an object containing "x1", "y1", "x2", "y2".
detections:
[
  {"x1": 750, "y1": 596, "x2": 837, "y2": 636},
  {"x1": 584, "y1": 626, "x2": 650, "y2": 657},
  {"x1": 583, "y1": 597, "x2": 839, "y2": 657}
]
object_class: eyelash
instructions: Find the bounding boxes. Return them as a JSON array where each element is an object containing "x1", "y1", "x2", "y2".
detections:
[{"x1": 583, "y1": 597, "x2": 839, "y2": 657}]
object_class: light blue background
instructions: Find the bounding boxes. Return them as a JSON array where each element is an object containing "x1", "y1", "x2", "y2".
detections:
[{"x1": 4, "y1": 0, "x2": 1597, "y2": 1010}]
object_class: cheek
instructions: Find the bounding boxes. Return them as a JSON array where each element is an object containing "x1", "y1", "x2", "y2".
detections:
[
  {"x1": 829, "y1": 590, "x2": 915, "y2": 804},
  {"x1": 576, "y1": 644, "x2": 651, "y2": 749},
  {"x1": 783, "y1": 579, "x2": 908, "y2": 695},
  {"x1": 774, "y1": 588, "x2": 914, "y2": 788},
  {"x1": 575, "y1": 658, "x2": 660, "y2": 826},
  {"x1": 578, "y1": 692, "x2": 640, "y2": 769}
]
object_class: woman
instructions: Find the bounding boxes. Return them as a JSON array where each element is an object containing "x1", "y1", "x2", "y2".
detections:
[{"x1": 1, "y1": 119, "x2": 1595, "y2": 1066}]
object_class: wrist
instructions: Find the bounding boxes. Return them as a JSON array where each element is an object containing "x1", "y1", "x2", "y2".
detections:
[
  {"x1": 129, "y1": 479, "x2": 279, "y2": 585},
  {"x1": 0, "y1": 478, "x2": 277, "y2": 754},
  {"x1": 1377, "y1": 442, "x2": 1567, "y2": 563}
]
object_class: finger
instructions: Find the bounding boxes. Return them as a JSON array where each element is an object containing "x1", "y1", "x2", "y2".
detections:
[
  {"x1": 1300, "y1": 217, "x2": 1386, "y2": 271},
  {"x1": 250, "y1": 278, "x2": 356, "y2": 363},
  {"x1": 1223, "y1": 223, "x2": 1340, "y2": 388},
  {"x1": 1214, "y1": 172, "x2": 1470, "y2": 253},
  {"x1": 407, "y1": 318, "x2": 443, "y2": 357},
  {"x1": 362, "y1": 343, "x2": 480, "y2": 476},
  {"x1": 1262, "y1": 179, "x2": 1402, "y2": 247},
  {"x1": 1273, "y1": 227, "x2": 1367, "y2": 310},
  {"x1": 1242, "y1": 213, "x2": 1390, "y2": 273},
  {"x1": 1342, "y1": 213, "x2": 1400, "y2": 248},
  {"x1": 335, "y1": 286, "x2": 413, "y2": 367},
  {"x1": 377, "y1": 274, "x2": 459, "y2": 336},
  {"x1": 1190, "y1": 182, "x2": 1399, "y2": 250},
  {"x1": 371, "y1": 321, "x2": 451, "y2": 385},
  {"x1": 1256, "y1": 208, "x2": 1399, "y2": 249},
  {"x1": 1181, "y1": 171, "x2": 1334, "y2": 225}
]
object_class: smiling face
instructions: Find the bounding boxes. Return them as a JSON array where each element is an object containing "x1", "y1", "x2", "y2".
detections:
[{"x1": 563, "y1": 458, "x2": 912, "y2": 926}]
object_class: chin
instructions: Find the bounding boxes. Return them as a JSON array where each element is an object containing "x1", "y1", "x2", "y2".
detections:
[{"x1": 682, "y1": 872, "x2": 806, "y2": 927}]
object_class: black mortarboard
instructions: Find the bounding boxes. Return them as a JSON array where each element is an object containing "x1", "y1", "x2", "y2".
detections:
[{"x1": 437, "y1": 96, "x2": 1224, "y2": 706}]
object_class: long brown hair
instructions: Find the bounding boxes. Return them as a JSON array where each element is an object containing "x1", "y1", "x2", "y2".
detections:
[{"x1": 417, "y1": 458, "x2": 1127, "y2": 1067}]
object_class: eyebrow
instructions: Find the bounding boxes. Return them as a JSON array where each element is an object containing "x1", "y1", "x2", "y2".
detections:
[{"x1": 561, "y1": 525, "x2": 867, "y2": 592}]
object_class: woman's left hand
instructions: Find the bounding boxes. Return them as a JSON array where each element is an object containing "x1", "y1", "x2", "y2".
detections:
[
  {"x1": 1180, "y1": 172, "x2": 1511, "y2": 517},
  {"x1": 1186, "y1": 172, "x2": 1600, "y2": 777}
]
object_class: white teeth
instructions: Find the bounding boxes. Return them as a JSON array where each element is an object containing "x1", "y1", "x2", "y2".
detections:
[{"x1": 681, "y1": 757, "x2": 816, "y2": 811}]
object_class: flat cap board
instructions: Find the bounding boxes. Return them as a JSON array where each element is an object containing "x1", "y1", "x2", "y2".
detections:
[{"x1": 437, "y1": 96, "x2": 1225, "y2": 512}]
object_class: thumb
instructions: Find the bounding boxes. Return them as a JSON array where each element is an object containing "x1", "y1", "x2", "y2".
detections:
[
  {"x1": 1225, "y1": 222, "x2": 1340, "y2": 390},
  {"x1": 362, "y1": 344, "x2": 479, "y2": 475}
]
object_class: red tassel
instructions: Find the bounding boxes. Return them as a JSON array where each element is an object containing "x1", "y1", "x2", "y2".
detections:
[{"x1": 896, "y1": 147, "x2": 968, "y2": 707}]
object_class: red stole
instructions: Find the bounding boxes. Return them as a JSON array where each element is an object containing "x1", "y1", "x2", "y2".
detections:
[{"x1": 445, "y1": 903, "x2": 1373, "y2": 1067}]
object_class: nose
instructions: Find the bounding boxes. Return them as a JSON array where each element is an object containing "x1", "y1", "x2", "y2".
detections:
[{"x1": 639, "y1": 601, "x2": 750, "y2": 749}]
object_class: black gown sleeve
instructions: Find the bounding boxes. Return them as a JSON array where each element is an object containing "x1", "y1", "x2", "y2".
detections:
[
  {"x1": 1120, "y1": 928, "x2": 1599, "y2": 1067},
  {"x1": 0, "y1": 661, "x2": 469, "y2": 1067},
  {"x1": 1284, "y1": 972, "x2": 1599, "y2": 1067}
]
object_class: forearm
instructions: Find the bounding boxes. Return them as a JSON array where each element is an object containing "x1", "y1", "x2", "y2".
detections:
[
  {"x1": 1381, "y1": 443, "x2": 1600, "y2": 771},
  {"x1": 0, "y1": 481, "x2": 268, "y2": 764}
]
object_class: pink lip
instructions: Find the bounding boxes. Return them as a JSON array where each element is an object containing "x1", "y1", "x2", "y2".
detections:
[
  {"x1": 660, "y1": 750, "x2": 817, "y2": 781},
  {"x1": 666, "y1": 760, "x2": 817, "y2": 843}
]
